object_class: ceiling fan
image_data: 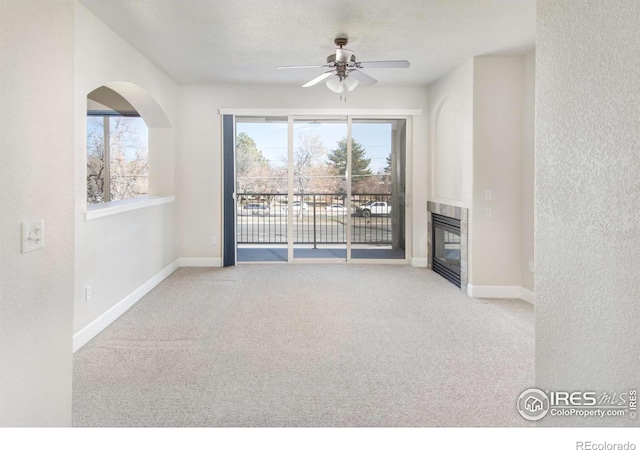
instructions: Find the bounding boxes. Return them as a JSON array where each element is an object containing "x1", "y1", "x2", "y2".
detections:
[{"x1": 277, "y1": 36, "x2": 410, "y2": 100}]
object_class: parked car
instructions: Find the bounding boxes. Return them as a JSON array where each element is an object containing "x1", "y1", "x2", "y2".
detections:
[
  {"x1": 284, "y1": 201, "x2": 309, "y2": 213},
  {"x1": 292, "y1": 201, "x2": 309, "y2": 211},
  {"x1": 243, "y1": 203, "x2": 269, "y2": 215},
  {"x1": 325, "y1": 204, "x2": 347, "y2": 215},
  {"x1": 356, "y1": 201, "x2": 391, "y2": 217}
]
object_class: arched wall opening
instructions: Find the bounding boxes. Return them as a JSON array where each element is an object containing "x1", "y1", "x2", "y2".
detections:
[{"x1": 84, "y1": 82, "x2": 174, "y2": 203}]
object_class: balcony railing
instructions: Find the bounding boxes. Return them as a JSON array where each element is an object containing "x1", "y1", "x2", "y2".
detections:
[{"x1": 236, "y1": 193, "x2": 392, "y2": 246}]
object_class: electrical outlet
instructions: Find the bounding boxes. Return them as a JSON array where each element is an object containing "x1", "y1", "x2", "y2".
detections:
[
  {"x1": 484, "y1": 189, "x2": 492, "y2": 200},
  {"x1": 484, "y1": 207, "x2": 492, "y2": 218},
  {"x1": 211, "y1": 237, "x2": 217, "y2": 245},
  {"x1": 528, "y1": 261, "x2": 535, "y2": 273},
  {"x1": 21, "y1": 219, "x2": 45, "y2": 253},
  {"x1": 85, "y1": 285, "x2": 92, "y2": 301}
]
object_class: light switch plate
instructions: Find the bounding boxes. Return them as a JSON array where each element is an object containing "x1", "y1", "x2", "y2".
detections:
[
  {"x1": 22, "y1": 219, "x2": 45, "y2": 253},
  {"x1": 484, "y1": 207, "x2": 492, "y2": 218},
  {"x1": 485, "y1": 189, "x2": 492, "y2": 200}
]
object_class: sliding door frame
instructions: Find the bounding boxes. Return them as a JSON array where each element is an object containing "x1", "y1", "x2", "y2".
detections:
[
  {"x1": 222, "y1": 114, "x2": 236, "y2": 267},
  {"x1": 221, "y1": 108, "x2": 420, "y2": 266}
]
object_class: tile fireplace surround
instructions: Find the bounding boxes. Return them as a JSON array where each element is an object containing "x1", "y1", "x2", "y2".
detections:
[{"x1": 427, "y1": 202, "x2": 469, "y2": 292}]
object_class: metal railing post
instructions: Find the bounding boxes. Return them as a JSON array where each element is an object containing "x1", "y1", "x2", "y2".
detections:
[{"x1": 312, "y1": 194, "x2": 317, "y2": 249}]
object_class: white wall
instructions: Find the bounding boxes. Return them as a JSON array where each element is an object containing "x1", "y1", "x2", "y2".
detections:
[
  {"x1": 427, "y1": 59, "x2": 474, "y2": 208},
  {"x1": 471, "y1": 56, "x2": 524, "y2": 287},
  {"x1": 536, "y1": 0, "x2": 640, "y2": 425},
  {"x1": 177, "y1": 85, "x2": 429, "y2": 264},
  {"x1": 427, "y1": 55, "x2": 535, "y2": 296},
  {"x1": 521, "y1": 52, "x2": 535, "y2": 292},
  {"x1": 0, "y1": 0, "x2": 75, "y2": 426},
  {"x1": 73, "y1": 3, "x2": 180, "y2": 336}
]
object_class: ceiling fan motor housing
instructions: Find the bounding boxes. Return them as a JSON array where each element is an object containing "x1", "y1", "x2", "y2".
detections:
[
  {"x1": 334, "y1": 37, "x2": 349, "y2": 47},
  {"x1": 327, "y1": 53, "x2": 356, "y2": 77},
  {"x1": 326, "y1": 54, "x2": 356, "y2": 65}
]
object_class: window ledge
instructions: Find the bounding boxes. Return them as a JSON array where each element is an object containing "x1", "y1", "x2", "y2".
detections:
[{"x1": 85, "y1": 195, "x2": 175, "y2": 221}]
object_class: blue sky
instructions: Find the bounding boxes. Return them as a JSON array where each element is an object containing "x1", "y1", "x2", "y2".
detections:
[{"x1": 237, "y1": 121, "x2": 392, "y2": 173}]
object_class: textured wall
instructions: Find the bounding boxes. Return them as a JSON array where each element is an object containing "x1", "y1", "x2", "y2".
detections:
[
  {"x1": 0, "y1": 0, "x2": 75, "y2": 425},
  {"x1": 536, "y1": 0, "x2": 640, "y2": 426}
]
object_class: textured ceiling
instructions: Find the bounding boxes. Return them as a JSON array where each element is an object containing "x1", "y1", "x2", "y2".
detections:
[{"x1": 79, "y1": 0, "x2": 535, "y2": 86}]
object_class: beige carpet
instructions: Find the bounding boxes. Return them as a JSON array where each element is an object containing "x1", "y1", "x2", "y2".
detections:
[{"x1": 72, "y1": 265, "x2": 534, "y2": 427}]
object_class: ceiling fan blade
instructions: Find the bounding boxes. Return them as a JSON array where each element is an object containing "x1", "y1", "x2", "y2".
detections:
[
  {"x1": 277, "y1": 64, "x2": 331, "y2": 69},
  {"x1": 356, "y1": 60, "x2": 411, "y2": 69},
  {"x1": 336, "y1": 48, "x2": 353, "y2": 63},
  {"x1": 302, "y1": 71, "x2": 335, "y2": 87},
  {"x1": 348, "y1": 69, "x2": 377, "y2": 86}
]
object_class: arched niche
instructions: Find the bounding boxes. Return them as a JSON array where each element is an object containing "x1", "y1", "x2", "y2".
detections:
[{"x1": 433, "y1": 96, "x2": 463, "y2": 202}]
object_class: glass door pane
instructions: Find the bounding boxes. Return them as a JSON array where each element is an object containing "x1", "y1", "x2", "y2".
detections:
[
  {"x1": 235, "y1": 117, "x2": 289, "y2": 262},
  {"x1": 292, "y1": 119, "x2": 348, "y2": 260},
  {"x1": 350, "y1": 119, "x2": 406, "y2": 260}
]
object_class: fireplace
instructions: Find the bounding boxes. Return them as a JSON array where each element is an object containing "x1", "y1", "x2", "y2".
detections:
[
  {"x1": 431, "y1": 214, "x2": 461, "y2": 287},
  {"x1": 427, "y1": 202, "x2": 468, "y2": 292}
]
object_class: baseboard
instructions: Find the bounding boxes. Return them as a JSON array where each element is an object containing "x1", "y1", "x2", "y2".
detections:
[
  {"x1": 73, "y1": 260, "x2": 179, "y2": 352},
  {"x1": 467, "y1": 284, "x2": 520, "y2": 299},
  {"x1": 467, "y1": 284, "x2": 534, "y2": 303},
  {"x1": 411, "y1": 257, "x2": 428, "y2": 268},
  {"x1": 177, "y1": 257, "x2": 223, "y2": 267},
  {"x1": 520, "y1": 287, "x2": 535, "y2": 305}
]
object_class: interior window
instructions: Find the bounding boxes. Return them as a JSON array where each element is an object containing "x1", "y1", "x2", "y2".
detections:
[{"x1": 86, "y1": 87, "x2": 149, "y2": 204}]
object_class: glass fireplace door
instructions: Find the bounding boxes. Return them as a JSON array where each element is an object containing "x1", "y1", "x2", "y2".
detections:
[{"x1": 432, "y1": 214, "x2": 461, "y2": 287}]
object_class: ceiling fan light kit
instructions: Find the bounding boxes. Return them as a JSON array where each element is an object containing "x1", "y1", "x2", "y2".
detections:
[
  {"x1": 277, "y1": 36, "x2": 410, "y2": 102},
  {"x1": 325, "y1": 75, "x2": 359, "y2": 94}
]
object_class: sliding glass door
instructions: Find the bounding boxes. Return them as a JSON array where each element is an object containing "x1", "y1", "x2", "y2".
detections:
[
  {"x1": 292, "y1": 118, "x2": 348, "y2": 260},
  {"x1": 235, "y1": 117, "x2": 289, "y2": 262},
  {"x1": 350, "y1": 119, "x2": 406, "y2": 260},
  {"x1": 234, "y1": 115, "x2": 406, "y2": 263}
]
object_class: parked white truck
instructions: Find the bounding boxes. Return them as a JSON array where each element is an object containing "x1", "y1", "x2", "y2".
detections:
[{"x1": 356, "y1": 201, "x2": 391, "y2": 217}]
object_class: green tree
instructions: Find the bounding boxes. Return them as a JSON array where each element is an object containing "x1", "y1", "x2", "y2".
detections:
[
  {"x1": 236, "y1": 132, "x2": 268, "y2": 176},
  {"x1": 327, "y1": 137, "x2": 372, "y2": 177},
  {"x1": 384, "y1": 152, "x2": 392, "y2": 174},
  {"x1": 236, "y1": 132, "x2": 273, "y2": 193}
]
